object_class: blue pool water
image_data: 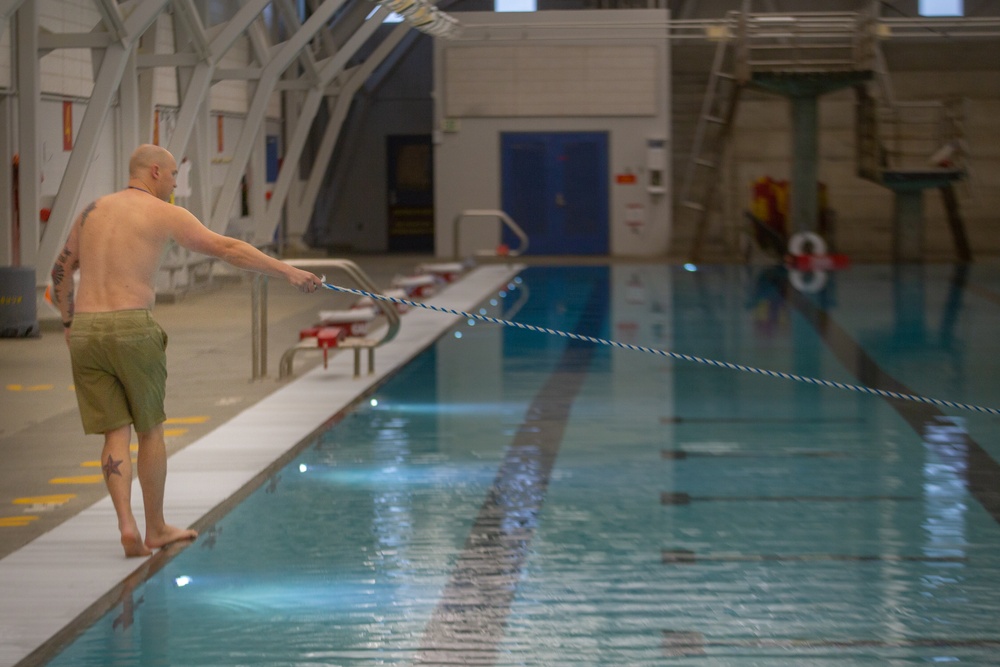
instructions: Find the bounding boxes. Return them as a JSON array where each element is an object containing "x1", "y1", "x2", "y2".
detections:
[{"x1": 47, "y1": 264, "x2": 1000, "y2": 665}]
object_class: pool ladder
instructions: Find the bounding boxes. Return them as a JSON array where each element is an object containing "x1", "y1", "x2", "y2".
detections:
[
  {"x1": 250, "y1": 259, "x2": 401, "y2": 381},
  {"x1": 452, "y1": 209, "x2": 528, "y2": 259}
]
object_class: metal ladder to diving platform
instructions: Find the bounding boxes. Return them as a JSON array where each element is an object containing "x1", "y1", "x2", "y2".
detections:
[
  {"x1": 679, "y1": 1, "x2": 880, "y2": 262},
  {"x1": 856, "y1": 49, "x2": 971, "y2": 262}
]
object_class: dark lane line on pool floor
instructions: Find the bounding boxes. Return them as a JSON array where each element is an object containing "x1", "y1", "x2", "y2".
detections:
[
  {"x1": 415, "y1": 279, "x2": 607, "y2": 665},
  {"x1": 789, "y1": 288, "x2": 1000, "y2": 526},
  {"x1": 661, "y1": 279, "x2": 1000, "y2": 659}
]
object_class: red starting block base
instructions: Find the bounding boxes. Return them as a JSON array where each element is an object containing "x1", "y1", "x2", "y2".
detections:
[
  {"x1": 785, "y1": 253, "x2": 850, "y2": 272},
  {"x1": 299, "y1": 326, "x2": 346, "y2": 368}
]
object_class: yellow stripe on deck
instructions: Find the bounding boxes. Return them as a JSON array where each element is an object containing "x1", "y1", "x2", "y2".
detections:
[
  {"x1": 0, "y1": 516, "x2": 39, "y2": 527},
  {"x1": 12, "y1": 494, "x2": 76, "y2": 506},
  {"x1": 165, "y1": 416, "x2": 209, "y2": 424},
  {"x1": 49, "y1": 475, "x2": 105, "y2": 485}
]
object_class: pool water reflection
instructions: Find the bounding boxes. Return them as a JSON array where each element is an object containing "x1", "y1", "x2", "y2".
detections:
[{"x1": 48, "y1": 263, "x2": 1000, "y2": 666}]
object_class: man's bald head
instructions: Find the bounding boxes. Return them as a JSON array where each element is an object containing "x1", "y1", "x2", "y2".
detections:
[
  {"x1": 129, "y1": 144, "x2": 175, "y2": 179},
  {"x1": 128, "y1": 144, "x2": 178, "y2": 201}
]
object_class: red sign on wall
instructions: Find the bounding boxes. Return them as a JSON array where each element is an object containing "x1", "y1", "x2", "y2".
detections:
[
  {"x1": 62, "y1": 101, "x2": 73, "y2": 151},
  {"x1": 217, "y1": 115, "x2": 224, "y2": 153}
]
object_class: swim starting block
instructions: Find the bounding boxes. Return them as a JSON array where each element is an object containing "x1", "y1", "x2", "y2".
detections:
[
  {"x1": 298, "y1": 326, "x2": 346, "y2": 369},
  {"x1": 357, "y1": 288, "x2": 410, "y2": 314},
  {"x1": 281, "y1": 324, "x2": 378, "y2": 379},
  {"x1": 392, "y1": 274, "x2": 437, "y2": 298},
  {"x1": 415, "y1": 262, "x2": 466, "y2": 284},
  {"x1": 316, "y1": 306, "x2": 377, "y2": 337}
]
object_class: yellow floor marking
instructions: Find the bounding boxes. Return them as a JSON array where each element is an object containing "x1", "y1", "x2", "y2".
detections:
[
  {"x1": 0, "y1": 516, "x2": 39, "y2": 527},
  {"x1": 49, "y1": 475, "x2": 105, "y2": 485},
  {"x1": 165, "y1": 416, "x2": 210, "y2": 424},
  {"x1": 6, "y1": 384, "x2": 55, "y2": 392},
  {"x1": 12, "y1": 494, "x2": 76, "y2": 506},
  {"x1": 164, "y1": 428, "x2": 188, "y2": 437}
]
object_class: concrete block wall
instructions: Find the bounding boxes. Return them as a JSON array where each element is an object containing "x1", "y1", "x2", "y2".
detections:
[{"x1": 682, "y1": 69, "x2": 1000, "y2": 261}]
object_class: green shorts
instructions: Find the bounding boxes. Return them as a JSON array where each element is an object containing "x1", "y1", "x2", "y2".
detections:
[{"x1": 69, "y1": 310, "x2": 168, "y2": 435}]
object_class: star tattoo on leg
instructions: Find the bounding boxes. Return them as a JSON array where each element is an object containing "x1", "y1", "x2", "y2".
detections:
[{"x1": 103, "y1": 455, "x2": 123, "y2": 479}]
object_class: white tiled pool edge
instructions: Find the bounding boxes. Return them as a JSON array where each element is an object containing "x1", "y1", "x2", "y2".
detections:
[{"x1": 0, "y1": 264, "x2": 524, "y2": 667}]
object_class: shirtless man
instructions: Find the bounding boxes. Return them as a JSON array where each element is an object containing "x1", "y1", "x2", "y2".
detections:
[{"x1": 51, "y1": 144, "x2": 322, "y2": 557}]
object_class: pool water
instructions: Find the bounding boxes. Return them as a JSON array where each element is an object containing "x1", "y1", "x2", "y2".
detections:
[{"x1": 47, "y1": 264, "x2": 1000, "y2": 666}]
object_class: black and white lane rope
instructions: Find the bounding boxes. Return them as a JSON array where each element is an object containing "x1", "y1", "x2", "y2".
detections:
[{"x1": 320, "y1": 282, "x2": 1000, "y2": 417}]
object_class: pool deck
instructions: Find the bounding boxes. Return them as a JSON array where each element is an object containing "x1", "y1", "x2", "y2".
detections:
[{"x1": 0, "y1": 256, "x2": 524, "y2": 667}]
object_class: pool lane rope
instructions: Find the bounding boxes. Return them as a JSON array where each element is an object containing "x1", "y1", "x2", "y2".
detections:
[{"x1": 320, "y1": 282, "x2": 1000, "y2": 417}]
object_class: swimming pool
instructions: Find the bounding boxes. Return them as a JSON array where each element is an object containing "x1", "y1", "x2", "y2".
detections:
[{"x1": 42, "y1": 263, "x2": 1000, "y2": 665}]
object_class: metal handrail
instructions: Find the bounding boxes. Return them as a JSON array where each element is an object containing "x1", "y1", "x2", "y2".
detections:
[
  {"x1": 735, "y1": 9, "x2": 877, "y2": 78},
  {"x1": 250, "y1": 258, "x2": 401, "y2": 380},
  {"x1": 452, "y1": 209, "x2": 529, "y2": 259}
]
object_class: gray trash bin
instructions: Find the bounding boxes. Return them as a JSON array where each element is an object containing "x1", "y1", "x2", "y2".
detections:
[{"x1": 0, "y1": 267, "x2": 40, "y2": 337}]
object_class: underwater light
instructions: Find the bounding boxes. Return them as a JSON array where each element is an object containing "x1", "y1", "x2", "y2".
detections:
[
  {"x1": 299, "y1": 464, "x2": 308, "y2": 473},
  {"x1": 370, "y1": 398, "x2": 379, "y2": 407},
  {"x1": 454, "y1": 331, "x2": 463, "y2": 339},
  {"x1": 175, "y1": 576, "x2": 192, "y2": 587},
  {"x1": 684, "y1": 263, "x2": 698, "y2": 272}
]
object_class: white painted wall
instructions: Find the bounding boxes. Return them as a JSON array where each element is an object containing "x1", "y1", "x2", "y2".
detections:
[{"x1": 433, "y1": 10, "x2": 672, "y2": 259}]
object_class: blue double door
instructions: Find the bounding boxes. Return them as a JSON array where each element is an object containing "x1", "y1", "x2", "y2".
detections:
[{"x1": 501, "y1": 132, "x2": 609, "y2": 255}]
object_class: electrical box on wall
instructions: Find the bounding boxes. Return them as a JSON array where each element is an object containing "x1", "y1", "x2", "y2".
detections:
[{"x1": 646, "y1": 138, "x2": 666, "y2": 195}]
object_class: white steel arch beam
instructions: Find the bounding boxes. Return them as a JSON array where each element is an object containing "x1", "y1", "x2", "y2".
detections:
[
  {"x1": 0, "y1": 0, "x2": 26, "y2": 22},
  {"x1": 274, "y1": 0, "x2": 321, "y2": 84},
  {"x1": 93, "y1": 0, "x2": 127, "y2": 43},
  {"x1": 299, "y1": 24, "x2": 409, "y2": 226},
  {"x1": 168, "y1": 5, "x2": 213, "y2": 225},
  {"x1": 166, "y1": 0, "x2": 271, "y2": 159},
  {"x1": 0, "y1": 1, "x2": 26, "y2": 267},
  {"x1": 14, "y1": 0, "x2": 39, "y2": 269},
  {"x1": 35, "y1": 0, "x2": 170, "y2": 285},
  {"x1": 211, "y1": 0, "x2": 349, "y2": 237},
  {"x1": 169, "y1": 0, "x2": 210, "y2": 60},
  {"x1": 258, "y1": 7, "x2": 388, "y2": 241},
  {"x1": 307, "y1": 0, "x2": 342, "y2": 58}
]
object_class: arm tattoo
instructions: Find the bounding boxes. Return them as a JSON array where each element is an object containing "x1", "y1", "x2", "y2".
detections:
[
  {"x1": 51, "y1": 256, "x2": 66, "y2": 287},
  {"x1": 51, "y1": 247, "x2": 74, "y2": 316},
  {"x1": 79, "y1": 201, "x2": 96, "y2": 227}
]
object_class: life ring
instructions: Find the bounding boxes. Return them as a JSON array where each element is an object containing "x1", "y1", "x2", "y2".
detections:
[
  {"x1": 788, "y1": 268, "x2": 828, "y2": 293},
  {"x1": 787, "y1": 231, "x2": 827, "y2": 258}
]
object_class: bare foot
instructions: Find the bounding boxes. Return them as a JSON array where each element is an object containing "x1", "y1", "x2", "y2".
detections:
[
  {"x1": 121, "y1": 526, "x2": 153, "y2": 558},
  {"x1": 145, "y1": 524, "x2": 198, "y2": 550}
]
